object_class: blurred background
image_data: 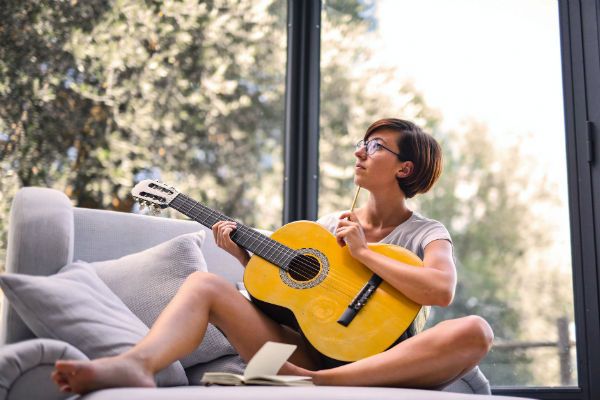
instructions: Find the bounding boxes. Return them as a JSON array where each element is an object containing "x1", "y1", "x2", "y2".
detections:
[{"x1": 0, "y1": 0, "x2": 575, "y2": 388}]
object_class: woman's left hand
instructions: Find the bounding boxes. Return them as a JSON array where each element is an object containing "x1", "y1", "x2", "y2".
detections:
[{"x1": 336, "y1": 211, "x2": 370, "y2": 260}]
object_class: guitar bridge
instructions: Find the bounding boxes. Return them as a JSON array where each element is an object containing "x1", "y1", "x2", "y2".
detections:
[{"x1": 337, "y1": 274, "x2": 382, "y2": 327}]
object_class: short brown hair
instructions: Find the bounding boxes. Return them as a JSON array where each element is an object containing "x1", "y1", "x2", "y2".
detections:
[{"x1": 364, "y1": 118, "x2": 442, "y2": 198}]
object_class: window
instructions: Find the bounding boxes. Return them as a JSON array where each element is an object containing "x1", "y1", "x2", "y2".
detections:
[
  {"x1": 319, "y1": 0, "x2": 576, "y2": 388},
  {"x1": 0, "y1": 0, "x2": 288, "y2": 270}
]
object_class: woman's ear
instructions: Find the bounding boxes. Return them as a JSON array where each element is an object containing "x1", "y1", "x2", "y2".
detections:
[{"x1": 396, "y1": 161, "x2": 414, "y2": 178}]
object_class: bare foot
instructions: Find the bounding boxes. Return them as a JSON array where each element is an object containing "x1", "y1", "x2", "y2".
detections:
[
  {"x1": 52, "y1": 355, "x2": 156, "y2": 394},
  {"x1": 281, "y1": 361, "x2": 318, "y2": 378}
]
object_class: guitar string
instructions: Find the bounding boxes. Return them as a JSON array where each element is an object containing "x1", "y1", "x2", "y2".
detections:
[
  {"x1": 174, "y1": 196, "x2": 365, "y2": 299},
  {"x1": 175, "y1": 193, "x2": 371, "y2": 294},
  {"x1": 174, "y1": 195, "x2": 398, "y2": 302},
  {"x1": 174, "y1": 195, "x2": 370, "y2": 298},
  {"x1": 174, "y1": 195, "x2": 423, "y2": 326},
  {"x1": 146, "y1": 194, "x2": 416, "y2": 322},
  {"x1": 138, "y1": 190, "x2": 412, "y2": 320},
  {"x1": 168, "y1": 194, "x2": 399, "y2": 311}
]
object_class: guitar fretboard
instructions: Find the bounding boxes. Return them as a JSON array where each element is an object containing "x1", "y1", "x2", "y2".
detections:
[{"x1": 170, "y1": 194, "x2": 295, "y2": 270}]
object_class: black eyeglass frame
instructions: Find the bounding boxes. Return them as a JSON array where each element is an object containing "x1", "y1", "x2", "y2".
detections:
[{"x1": 356, "y1": 139, "x2": 403, "y2": 159}]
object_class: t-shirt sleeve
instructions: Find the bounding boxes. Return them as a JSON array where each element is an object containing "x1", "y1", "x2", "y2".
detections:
[
  {"x1": 315, "y1": 211, "x2": 346, "y2": 235},
  {"x1": 420, "y1": 221, "x2": 453, "y2": 250}
]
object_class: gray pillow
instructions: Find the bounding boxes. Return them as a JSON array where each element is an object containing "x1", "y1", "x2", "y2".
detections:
[
  {"x1": 0, "y1": 262, "x2": 188, "y2": 387},
  {"x1": 92, "y1": 230, "x2": 237, "y2": 368}
]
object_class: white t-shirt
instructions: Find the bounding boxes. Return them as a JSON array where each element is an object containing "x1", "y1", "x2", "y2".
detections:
[
  {"x1": 316, "y1": 210, "x2": 452, "y2": 259},
  {"x1": 316, "y1": 210, "x2": 453, "y2": 335}
]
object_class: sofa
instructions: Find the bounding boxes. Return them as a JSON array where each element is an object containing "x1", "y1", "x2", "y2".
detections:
[{"x1": 0, "y1": 187, "x2": 524, "y2": 400}]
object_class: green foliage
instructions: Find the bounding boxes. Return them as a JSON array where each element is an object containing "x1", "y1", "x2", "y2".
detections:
[
  {"x1": 317, "y1": 2, "x2": 571, "y2": 386},
  {"x1": 415, "y1": 123, "x2": 553, "y2": 384},
  {"x1": 1, "y1": 0, "x2": 286, "y2": 223}
]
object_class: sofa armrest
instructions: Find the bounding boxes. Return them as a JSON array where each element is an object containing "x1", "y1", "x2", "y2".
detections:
[
  {"x1": 0, "y1": 338, "x2": 88, "y2": 400},
  {"x1": 2, "y1": 187, "x2": 75, "y2": 345}
]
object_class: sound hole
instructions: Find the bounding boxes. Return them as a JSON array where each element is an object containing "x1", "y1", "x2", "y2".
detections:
[{"x1": 288, "y1": 254, "x2": 321, "y2": 282}]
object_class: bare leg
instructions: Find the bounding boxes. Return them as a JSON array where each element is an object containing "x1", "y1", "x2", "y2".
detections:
[
  {"x1": 52, "y1": 272, "x2": 318, "y2": 394},
  {"x1": 295, "y1": 315, "x2": 493, "y2": 389}
]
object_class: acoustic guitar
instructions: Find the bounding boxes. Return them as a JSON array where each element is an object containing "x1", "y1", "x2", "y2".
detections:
[{"x1": 131, "y1": 179, "x2": 424, "y2": 362}]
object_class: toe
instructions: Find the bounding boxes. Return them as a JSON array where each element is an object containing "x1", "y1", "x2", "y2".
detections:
[
  {"x1": 55, "y1": 360, "x2": 81, "y2": 375},
  {"x1": 59, "y1": 384, "x2": 72, "y2": 393}
]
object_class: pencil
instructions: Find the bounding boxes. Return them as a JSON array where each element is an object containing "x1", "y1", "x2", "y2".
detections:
[{"x1": 350, "y1": 186, "x2": 361, "y2": 212}]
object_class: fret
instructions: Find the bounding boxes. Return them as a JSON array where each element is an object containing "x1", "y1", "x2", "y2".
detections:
[
  {"x1": 272, "y1": 243, "x2": 286, "y2": 266},
  {"x1": 242, "y1": 226, "x2": 259, "y2": 249},
  {"x1": 237, "y1": 225, "x2": 260, "y2": 251},
  {"x1": 262, "y1": 237, "x2": 278, "y2": 262},
  {"x1": 188, "y1": 202, "x2": 200, "y2": 219},
  {"x1": 171, "y1": 193, "x2": 293, "y2": 271}
]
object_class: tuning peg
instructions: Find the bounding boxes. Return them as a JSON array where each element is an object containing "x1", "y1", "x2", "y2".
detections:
[{"x1": 139, "y1": 202, "x2": 146, "y2": 211}]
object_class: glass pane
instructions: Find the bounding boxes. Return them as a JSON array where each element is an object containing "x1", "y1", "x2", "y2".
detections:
[
  {"x1": 0, "y1": 0, "x2": 287, "y2": 271},
  {"x1": 319, "y1": 0, "x2": 576, "y2": 387}
]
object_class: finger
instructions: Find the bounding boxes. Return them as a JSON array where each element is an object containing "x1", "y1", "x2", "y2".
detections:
[
  {"x1": 212, "y1": 221, "x2": 223, "y2": 236},
  {"x1": 335, "y1": 228, "x2": 348, "y2": 246},
  {"x1": 214, "y1": 222, "x2": 231, "y2": 241},
  {"x1": 339, "y1": 211, "x2": 356, "y2": 221},
  {"x1": 215, "y1": 221, "x2": 235, "y2": 236},
  {"x1": 336, "y1": 225, "x2": 355, "y2": 237},
  {"x1": 221, "y1": 228, "x2": 233, "y2": 243},
  {"x1": 336, "y1": 219, "x2": 355, "y2": 228}
]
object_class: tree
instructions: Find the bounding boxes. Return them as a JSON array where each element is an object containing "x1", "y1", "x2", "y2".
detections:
[
  {"x1": 1, "y1": 0, "x2": 288, "y2": 271},
  {"x1": 318, "y1": 1, "x2": 570, "y2": 385}
]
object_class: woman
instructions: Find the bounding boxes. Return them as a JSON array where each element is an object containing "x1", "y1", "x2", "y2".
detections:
[{"x1": 52, "y1": 118, "x2": 493, "y2": 393}]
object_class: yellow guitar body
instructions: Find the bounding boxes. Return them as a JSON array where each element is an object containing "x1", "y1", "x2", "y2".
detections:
[{"x1": 244, "y1": 220, "x2": 424, "y2": 362}]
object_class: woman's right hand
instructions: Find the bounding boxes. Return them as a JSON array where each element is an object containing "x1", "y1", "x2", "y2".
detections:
[{"x1": 212, "y1": 221, "x2": 251, "y2": 266}]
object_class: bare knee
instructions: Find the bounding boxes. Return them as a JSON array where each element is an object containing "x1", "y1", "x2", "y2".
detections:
[
  {"x1": 455, "y1": 315, "x2": 494, "y2": 359},
  {"x1": 182, "y1": 271, "x2": 231, "y2": 302}
]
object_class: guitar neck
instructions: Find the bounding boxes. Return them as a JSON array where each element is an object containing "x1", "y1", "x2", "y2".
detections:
[{"x1": 170, "y1": 193, "x2": 293, "y2": 269}]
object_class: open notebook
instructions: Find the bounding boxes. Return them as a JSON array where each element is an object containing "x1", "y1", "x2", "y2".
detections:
[{"x1": 201, "y1": 341, "x2": 314, "y2": 386}]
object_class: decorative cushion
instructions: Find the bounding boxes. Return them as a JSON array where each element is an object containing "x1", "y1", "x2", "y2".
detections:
[
  {"x1": 92, "y1": 230, "x2": 237, "y2": 368},
  {"x1": 0, "y1": 262, "x2": 188, "y2": 387}
]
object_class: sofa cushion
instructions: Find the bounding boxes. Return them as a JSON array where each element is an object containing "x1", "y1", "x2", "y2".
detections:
[
  {"x1": 77, "y1": 386, "x2": 522, "y2": 400},
  {"x1": 92, "y1": 231, "x2": 237, "y2": 368},
  {"x1": 0, "y1": 262, "x2": 188, "y2": 387}
]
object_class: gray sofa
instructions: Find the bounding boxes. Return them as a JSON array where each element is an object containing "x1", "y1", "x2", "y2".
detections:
[{"x1": 0, "y1": 187, "x2": 522, "y2": 400}]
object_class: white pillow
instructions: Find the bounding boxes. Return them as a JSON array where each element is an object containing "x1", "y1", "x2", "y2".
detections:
[
  {"x1": 92, "y1": 231, "x2": 237, "y2": 368},
  {"x1": 0, "y1": 262, "x2": 188, "y2": 387}
]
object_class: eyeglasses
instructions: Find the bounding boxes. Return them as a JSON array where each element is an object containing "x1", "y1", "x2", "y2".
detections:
[{"x1": 356, "y1": 139, "x2": 402, "y2": 158}]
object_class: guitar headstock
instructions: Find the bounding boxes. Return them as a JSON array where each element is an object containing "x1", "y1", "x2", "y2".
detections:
[{"x1": 131, "y1": 179, "x2": 179, "y2": 212}]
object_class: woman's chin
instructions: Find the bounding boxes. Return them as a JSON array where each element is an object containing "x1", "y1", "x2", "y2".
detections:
[{"x1": 353, "y1": 176, "x2": 367, "y2": 187}]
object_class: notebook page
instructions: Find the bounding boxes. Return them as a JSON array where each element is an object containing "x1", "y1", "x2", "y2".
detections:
[{"x1": 244, "y1": 342, "x2": 297, "y2": 379}]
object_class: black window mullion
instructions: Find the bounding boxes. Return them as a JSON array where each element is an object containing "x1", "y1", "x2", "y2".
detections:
[
  {"x1": 283, "y1": 0, "x2": 321, "y2": 224},
  {"x1": 561, "y1": 1, "x2": 593, "y2": 399},
  {"x1": 580, "y1": 0, "x2": 600, "y2": 398}
]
